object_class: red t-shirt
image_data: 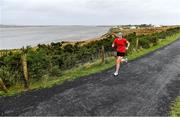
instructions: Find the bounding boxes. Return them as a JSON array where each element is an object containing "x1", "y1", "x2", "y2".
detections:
[{"x1": 113, "y1": 38, "x2": 127, "y2": 53}]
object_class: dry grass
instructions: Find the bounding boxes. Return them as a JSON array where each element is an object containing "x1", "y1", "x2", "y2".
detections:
[{"x1": 122, "y1": 27, "x2": 170, "y2": 35}]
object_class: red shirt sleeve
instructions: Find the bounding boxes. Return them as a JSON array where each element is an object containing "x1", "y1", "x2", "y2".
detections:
[
  {"x1": 124, "y1": 38, "x2": 127, "y2": 43},
  {"x1": 113, "y1": 38, "x2": 116, "y2": 43},
  {"x1": 113, "y1": 38, "x2": 117, "y2": 44}
]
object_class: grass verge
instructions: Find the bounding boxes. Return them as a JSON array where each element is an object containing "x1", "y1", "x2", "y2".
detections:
[
  {"x1": 0, "y1": 33, "x2": 180, "y2": 96},
  {"x1": 171, "y1": 96, "x2": 180, "y2": 116}
]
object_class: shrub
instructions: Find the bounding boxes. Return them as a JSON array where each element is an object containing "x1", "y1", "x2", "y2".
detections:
[
  {"x1": 139, "y1": 36, "x2": 151, "y2": 48},
  {"x1": 49, "y1": 65, "x2": 62, "y2": 77},
  {"x1": 27, "y1": 48, "x2": 49, "y2": 81},
  {"x1": 63, "y1": 44, "x2": 74, "y2": 53},
  {"x1": 0, "y1": 66, "x2": 21, "y2": 88}
]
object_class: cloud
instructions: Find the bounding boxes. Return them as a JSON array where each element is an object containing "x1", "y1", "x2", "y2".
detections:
[{"x1": 1, "y1": 0, "x2": 180, "y2": 25}]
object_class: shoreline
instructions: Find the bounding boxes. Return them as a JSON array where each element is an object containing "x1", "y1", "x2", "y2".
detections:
[{"x1": 0, "y1": 26, "x2": 175, "y2": 51}]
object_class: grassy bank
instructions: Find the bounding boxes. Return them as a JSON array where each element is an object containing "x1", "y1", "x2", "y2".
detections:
[
  {"x1": 0, "y1": 33, "x2": 180, "y2": 96},
  {"x1": 171, "y1": 96, "x2": 180, "y2": 116}
]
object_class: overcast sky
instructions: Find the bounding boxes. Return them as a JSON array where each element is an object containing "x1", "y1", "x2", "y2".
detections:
[{"x1": 0, "y1": 0, "x2": 180, "y2": 25}]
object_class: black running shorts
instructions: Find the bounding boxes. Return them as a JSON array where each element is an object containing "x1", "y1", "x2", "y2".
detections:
[{"x1": 117, "y1": 52, "x2": 125, "y2": 57}]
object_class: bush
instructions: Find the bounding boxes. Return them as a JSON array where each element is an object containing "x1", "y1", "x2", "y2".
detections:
[
  {"x1": 63, "y1": 44, "x2": 74, "y2": 53},
  {"x1": 0, "y1": 66, "x2": 21, "y2": 88},
  {"x1": 49, "y1": 65, "x2": 62, "y2": 77},
  {"x1": 139, "y1": 36, "x2": 151, "y2": 48},
  {"x1": 27, "y1": 49, "x2": 49, "y2": 81}
]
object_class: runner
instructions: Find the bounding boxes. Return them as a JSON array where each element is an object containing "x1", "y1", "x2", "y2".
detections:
[{"x1": 112, "y1": 32, "x2": 130, "y2": 76}]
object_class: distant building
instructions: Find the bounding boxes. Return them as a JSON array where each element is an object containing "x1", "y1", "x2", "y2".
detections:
[
  {"x1": 153, "y1": 25, "x2": 161, "y2": 27},
  {"x1": 130, "y1": 26, "x2": 136, "y2": 29},
  {"x1": 112, "y1": 26, "x2": 123, "y2": 30}
]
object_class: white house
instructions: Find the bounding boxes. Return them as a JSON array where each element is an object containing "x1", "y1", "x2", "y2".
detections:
[
  {"x1": 153, "y1": 24, "x2": 161, "y2": 27},
  {"x1": 130, "y1": 26, "x2": 136, "y2": 29}
]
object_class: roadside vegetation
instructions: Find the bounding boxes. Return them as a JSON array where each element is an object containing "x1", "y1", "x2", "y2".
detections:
[
  {"x1": 0, "y1": 27, "x2": 180, "y2": 96},
  {"x1": 171, "y1": 96, "x2": 180, "y2": 116}
]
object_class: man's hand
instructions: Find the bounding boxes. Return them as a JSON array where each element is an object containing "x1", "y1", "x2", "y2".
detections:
[
  {"x1": 111, "y1": 32, "x2": 118, "y2": 37},
  {"x1": 126, "y1": 47, "x2": 129, "y2": 50}
]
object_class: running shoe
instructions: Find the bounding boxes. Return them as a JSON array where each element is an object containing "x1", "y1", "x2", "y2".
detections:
[
  {"x1": 124, "y1": 58, "x2": 128, "y2": 63},
  {"x1": 113, "y1": 72, "x2": 119, "y2": 76}
]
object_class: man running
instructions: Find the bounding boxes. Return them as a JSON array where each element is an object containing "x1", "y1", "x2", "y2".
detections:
[{"x1": 112, "y1": 32, "x2": 130, "y2": 76}]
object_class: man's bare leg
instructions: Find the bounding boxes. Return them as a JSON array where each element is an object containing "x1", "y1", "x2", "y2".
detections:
[
  {"x1": 114, "y1": 56, "x2": 122, "y2": 76},
  {"x1": 114, "y1": 56, "x2": 128, "y2": 76}
]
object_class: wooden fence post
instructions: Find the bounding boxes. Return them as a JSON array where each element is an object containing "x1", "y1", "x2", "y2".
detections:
[
  {"x1": 21, "y1": 54, "x2": 29, "y2": 89},
  {"x1": 101, "y1": 46, "x2": 105, "y2": 64},
  {"x1": 0, "y1": 78, "x2": 8, "y2": 93},
  {"x1": 136, "y1": 38, "x2": 139, "y2": 50}
]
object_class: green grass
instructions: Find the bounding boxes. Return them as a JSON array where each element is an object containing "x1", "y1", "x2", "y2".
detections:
[
  {"x1": 171, "y1": 96, "x2": 180, "y2": 117},
  {"x1": 0, "y1": 33, "x2": 180, "y2": 96}
]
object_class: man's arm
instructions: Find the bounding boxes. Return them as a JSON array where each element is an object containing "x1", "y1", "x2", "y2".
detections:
[
  {"x1": 111, "y1": 32, "x2": 118, "y2": 37},
  {"x1": 112, "y1": 42, "x2": 115, "y2": 48},
  {"x1": 126, "y1": 41, "x2": 130, "y2": 50},
  {"x1": 111, "y1": 32, "x2": 117, "y2": 48}
]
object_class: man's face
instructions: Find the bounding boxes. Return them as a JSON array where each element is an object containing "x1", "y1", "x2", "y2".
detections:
[{"x1": 119, "y1": 35, "x2": 122, "y2": 38}]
